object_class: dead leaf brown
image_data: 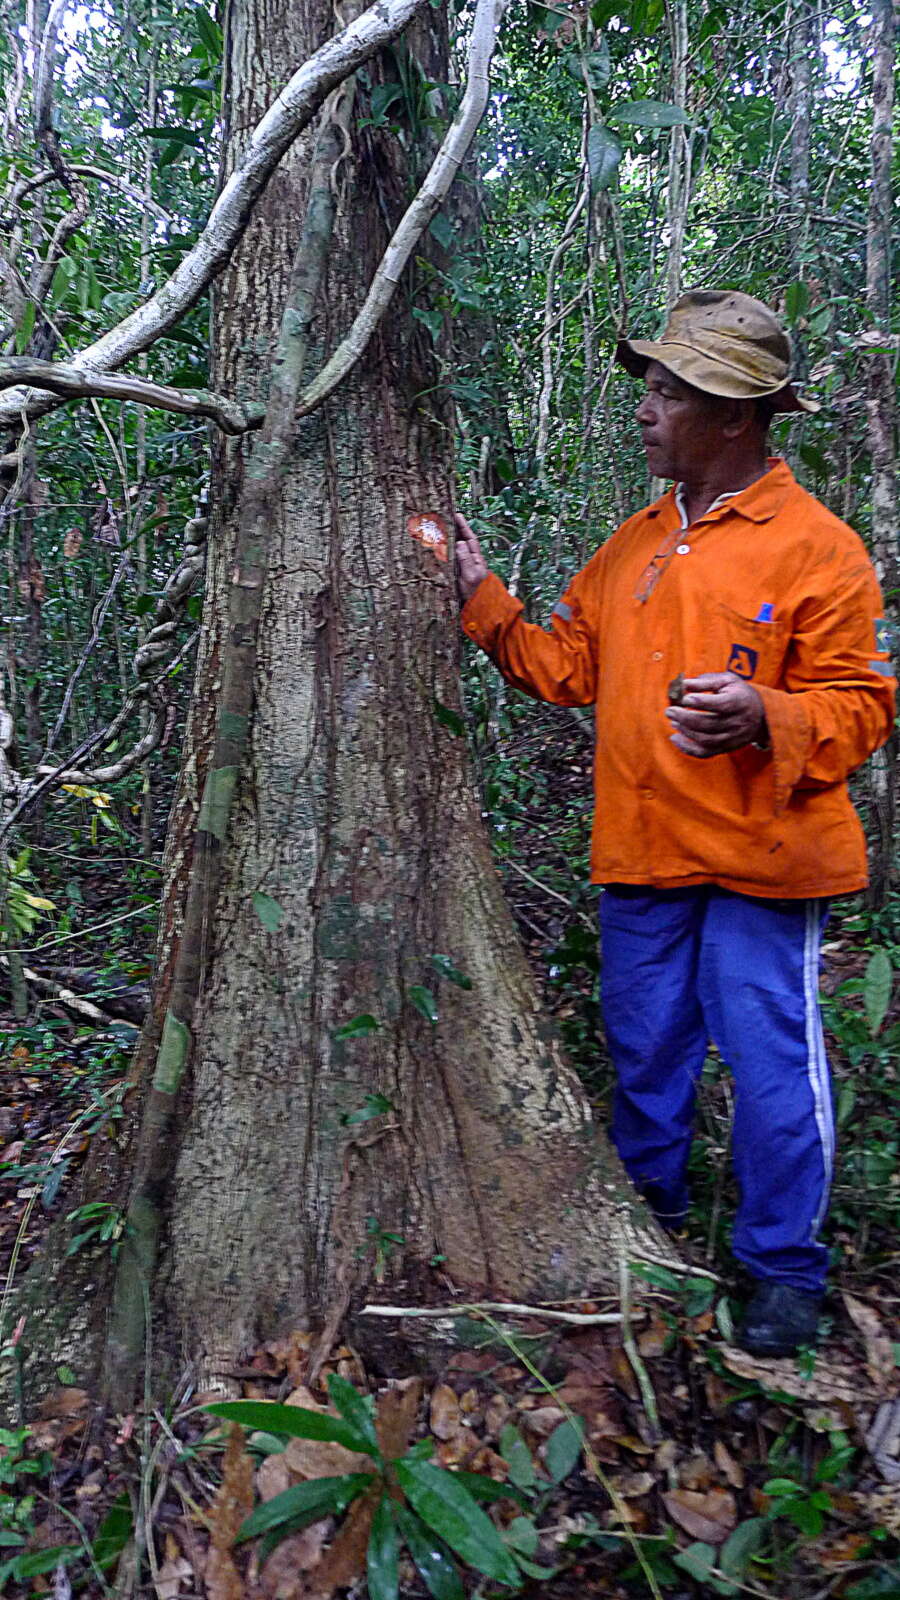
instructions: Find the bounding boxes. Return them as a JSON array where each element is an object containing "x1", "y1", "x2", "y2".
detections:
[
  {"x1": 206, "y1": 1423, "x2": 255, "y2": 1600},
  {"x1": 662, "y1": 1487, "x2": 737, "y2": 1545}
]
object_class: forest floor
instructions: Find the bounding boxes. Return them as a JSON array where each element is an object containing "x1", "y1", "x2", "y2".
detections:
[{"x1": 1, "y1": 706, "x2": 899, "y2": 1598}]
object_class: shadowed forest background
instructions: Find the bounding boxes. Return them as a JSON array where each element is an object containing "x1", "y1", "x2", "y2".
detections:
[{"x1": 0, "y1": 0, "x2": 898, "y2": 1593}]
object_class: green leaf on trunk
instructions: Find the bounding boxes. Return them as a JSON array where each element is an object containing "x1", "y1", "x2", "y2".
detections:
[
  {"x1": 341, "y1": 1092, "x2": 394, "y2": 1125},
  {"x1": 408, "y1": 986, "x2": 439, "y2": 1025},
  {"x1": 253, "y1": 892, "x2": 284, "y2": 933},
  {"x1": 394, "y1": 1460, "x2": 520, "y2": 1585},
  {"x1": 433, "y1": 699, "x2": 465, "y2": 737},
  {"x1": 608, "y1": 99, "x2": 689, "y2": 128},
  {"x1": 367, "y1": 1495, "x2": 400, "y2": 1600},
  {"x1": 864, "y1": 948, "x2": 893, "y2": 1036},
  {"x1": 205, "y1": 1399, "x2": 374, "y2": 1457},
  {"x1": 153, "y1": 1011, "x2": 190, "y2": 1095},
  {"x1": 333, "y1": 1014, "x2": 381, "y2": 1041},
  {"x1": 430, "y1": 954, "x2": 472, "y2": 990},
  {"x1": 197, "y1": 765, "x2": 238, "y2": 841}
]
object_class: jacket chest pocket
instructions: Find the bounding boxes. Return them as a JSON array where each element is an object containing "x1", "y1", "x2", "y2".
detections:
[{"x1": 705, "y1": 601, "x2": 789, "y2": 687}]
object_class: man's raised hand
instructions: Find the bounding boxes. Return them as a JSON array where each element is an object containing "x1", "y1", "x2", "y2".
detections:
[
  {"x1": 454, "y1": 512, "x2": 489, "y2": 603},
  {"x1": 665, "y1": 671, "x2": 768, "y2": 757}
]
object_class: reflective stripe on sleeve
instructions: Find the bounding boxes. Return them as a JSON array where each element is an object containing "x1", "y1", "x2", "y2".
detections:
[{"x1": 553, "y1": 601, "x2": 573, "y2": 622}]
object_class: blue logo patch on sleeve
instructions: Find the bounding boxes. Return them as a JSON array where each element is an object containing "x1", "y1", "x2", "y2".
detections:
[
  {"x1": 727, "y1": 644, "x2": 758, "y2": 679},
  {"x1": 875, "y1": 617, "x2": 893, "y2": 653}
]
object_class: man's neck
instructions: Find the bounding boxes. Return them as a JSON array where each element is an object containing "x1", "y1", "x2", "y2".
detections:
[{"x1": 679, "y1": 456, "x2": 771, "y2": 526}]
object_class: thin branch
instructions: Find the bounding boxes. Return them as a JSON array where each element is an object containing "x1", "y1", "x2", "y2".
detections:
[
  {"x1": 33, "y1": 0, "x2": 68, "y2": 142},
  {"x1": 359, "y1": 1301, "x2": 625, "y2": 1325},
  {"x1": 0, "y1": 0, "x2": 432, "y2": 426},
  {"x1": 295, "y1": 0, "x2": 509, "y2": 418},
  {"x1": 0, "y1": 358, "x2": 262, "y2": 435},
  {"x1": 8, "y1": 166, "x2": 172, "y2": 224}
]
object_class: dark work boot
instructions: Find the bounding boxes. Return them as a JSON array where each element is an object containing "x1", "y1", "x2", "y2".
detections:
[{"x1": 738, "y1": 1281, "x2": 823, "y2": 1358}]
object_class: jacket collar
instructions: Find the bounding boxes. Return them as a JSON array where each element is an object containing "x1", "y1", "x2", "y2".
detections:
[{"x1": 646, "y1": 458, "x2": 797, "y2": 524}]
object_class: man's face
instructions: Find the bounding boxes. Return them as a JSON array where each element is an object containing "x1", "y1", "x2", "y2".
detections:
[{"x1": 635, "y1": 360, "x2": 726, "y2": 482}]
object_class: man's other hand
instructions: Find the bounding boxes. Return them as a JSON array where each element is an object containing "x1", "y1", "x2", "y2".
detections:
[
  {"x1": 455, "y1": 512, "x2": 488, "y2": 603},
  {"x1": 665, "y1": 672, "x2": 768, "y2": 757}
]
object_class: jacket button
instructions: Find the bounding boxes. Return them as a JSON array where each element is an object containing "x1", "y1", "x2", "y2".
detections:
[
  {"x1": 676, "y1": 543, "x2": 691, "y2": 555},
  {"x1": 643, "y1": 787, "x2": 656, "y2": 799},
  {"x1": 652, "y1": 651, "x2": 663, "y2": 661}
]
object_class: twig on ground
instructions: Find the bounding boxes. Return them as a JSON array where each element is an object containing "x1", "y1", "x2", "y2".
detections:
[
  {"x1": 359, "y1": 1300, "x2": 625, "y2": 1325},
  {"x1": 618, "y1": 1257, "x2": 662, "y2": 1443}
]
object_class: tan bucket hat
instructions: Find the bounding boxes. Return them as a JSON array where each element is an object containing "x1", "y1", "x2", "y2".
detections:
[{"x1": 616, "y1": 289, "x2": 819, "y2": 413}]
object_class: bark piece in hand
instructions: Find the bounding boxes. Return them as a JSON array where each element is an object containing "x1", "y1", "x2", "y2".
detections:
[
  {"x1": 408, "y1": 511, "x2": 449, "y2": 562},
  {"x1": 668, "y1": 673, "x2": 686, "y2": 706}
]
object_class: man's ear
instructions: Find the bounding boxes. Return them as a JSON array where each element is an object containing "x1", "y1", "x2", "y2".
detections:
[{"x1": 720, "y1": 398, "x2": 757, "y2": 440}]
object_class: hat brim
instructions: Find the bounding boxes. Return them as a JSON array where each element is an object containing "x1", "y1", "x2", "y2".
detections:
[{"x1": 615, "y1": 337, "x2": 820, "y2": 414}]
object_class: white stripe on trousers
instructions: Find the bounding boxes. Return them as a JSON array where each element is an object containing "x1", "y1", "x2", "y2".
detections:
[{"x1": 803, "y1": 899, "x2": 834, "y2": 1237}]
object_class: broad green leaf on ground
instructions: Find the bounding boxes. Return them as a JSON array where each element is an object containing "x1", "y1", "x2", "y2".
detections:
[
  {"x1": 395, "y1": 1459, "x2": 520, "y2": 1585},
  {"x1": 236, "y1": 1474, "x2": 373, "y2": 1542},
  {"x1": 367, "y1": 1495, "x2": 400, "y2": 1600},
  {"x1": 396, "y1": 1506, "x2": 465, "y2": 1600},
  {"x1": 205, "y1": 1399, "x2": 374, "y2": 1456},
  {"x1": 545, "y1": 1417, "x2": 584, "y2": 1483},
  {"x1": 327, "y1": 1373, "x2": 381, "y2": 1456}
]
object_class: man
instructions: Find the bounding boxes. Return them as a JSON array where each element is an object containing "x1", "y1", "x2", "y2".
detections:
[{"x1": 455, "y1": 290, "x2": 896, "y2": 1357}]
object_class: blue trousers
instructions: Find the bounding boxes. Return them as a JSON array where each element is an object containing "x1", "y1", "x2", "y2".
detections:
[{"x1": 600, "y1": 885, "x2": 832, "y2": 1292}]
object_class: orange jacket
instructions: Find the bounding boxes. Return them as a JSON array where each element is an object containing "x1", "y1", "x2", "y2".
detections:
[{"x1": 462, "y1": 460, "x2": 896, "y2": 898}]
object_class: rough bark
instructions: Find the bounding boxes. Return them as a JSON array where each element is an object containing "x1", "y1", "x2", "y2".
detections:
[
  {"x1": 863, "y1": 0, "x2": 897, "y2": 907},
  {"x1": 7, "y1": 0, "x2": 670, "y2": 1408},
  {"x1": 144, "y1": 0, "x2": 668, "y2": 1391}
]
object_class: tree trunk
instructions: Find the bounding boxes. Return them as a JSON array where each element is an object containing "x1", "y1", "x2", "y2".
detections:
[
  {"x1": 8, "y1": 0, "x2": 670, "y2": 1406},
  {"x1": 863, "y1": 0, "x2": 897, "y2": 908}
]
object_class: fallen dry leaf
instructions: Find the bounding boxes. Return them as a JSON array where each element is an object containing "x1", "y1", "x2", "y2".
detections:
[
  {"x1": 281, "y1": 1385, "x2": 371, "y2": 1479},
  {"x1": 376, "y1": 1378, "x2": 423, "y2": 1461},
  {"x1": 865, "y1": 1399, "x2": 900, "y2": 1485},
  {"x1": 430, "y1": 1383, "x2": 461, "y2": 1440},
  {"x1": 153, "y1": 1556, "x2": 193, "y2": 1600},
  {"x1": 713, "y1": 1439, "x2": 745, "y2": 1489},
  {"x1": 483, "y1": 1394, "x2": 509, "y2": 1439},
  {"x1": 842, "y1": 1293, "x2": 897, "y2": 1391},
  {"x1": 662, "y1": 1487, "x2": 737, "y2": 1545},
  {"x1": 284, "y1": 1434, "x2": 368, "y2": 1481},
  {"x1": 722, "y1": 1345, "x2": 876, "y2": 1407},
  {"x1": 856, "y1": 1485, "x2": 900, "y2": 1536},
  {"x1": 520, "y1": 1405, "x2": 565, "y2": 1438},
  {"x1": 257, "y1": 1453, "x2": 292, "y2": 1503},
  {"x1": 207, "y1": 1423, "x2": 255, "y2": 1600},
  {"x1": 301, "y1": 1490, "x2": 378, "y2": 1599},
  {"x1": 679, "y1": 1451, "x2": 714, "y2": 1491},
  {"x1": 38, "y1": 1388, "x2": 89, "y2": 1420},
  {"x1": 817, "y1": 1531, "x2": 871, "y2": 1568},
  {"x1": 63, "y1": 528, "x2": 83, "y2": 558},
  {"x1": 609, "y1": 1470, "x2": 655, "y2": 1499},
  {"x1": 637, "y1": 1317, "x2": 671, "y2": 1358},
  {"x1": 260, "y1": 1521, "x2": 331, "y2": 1599}
]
